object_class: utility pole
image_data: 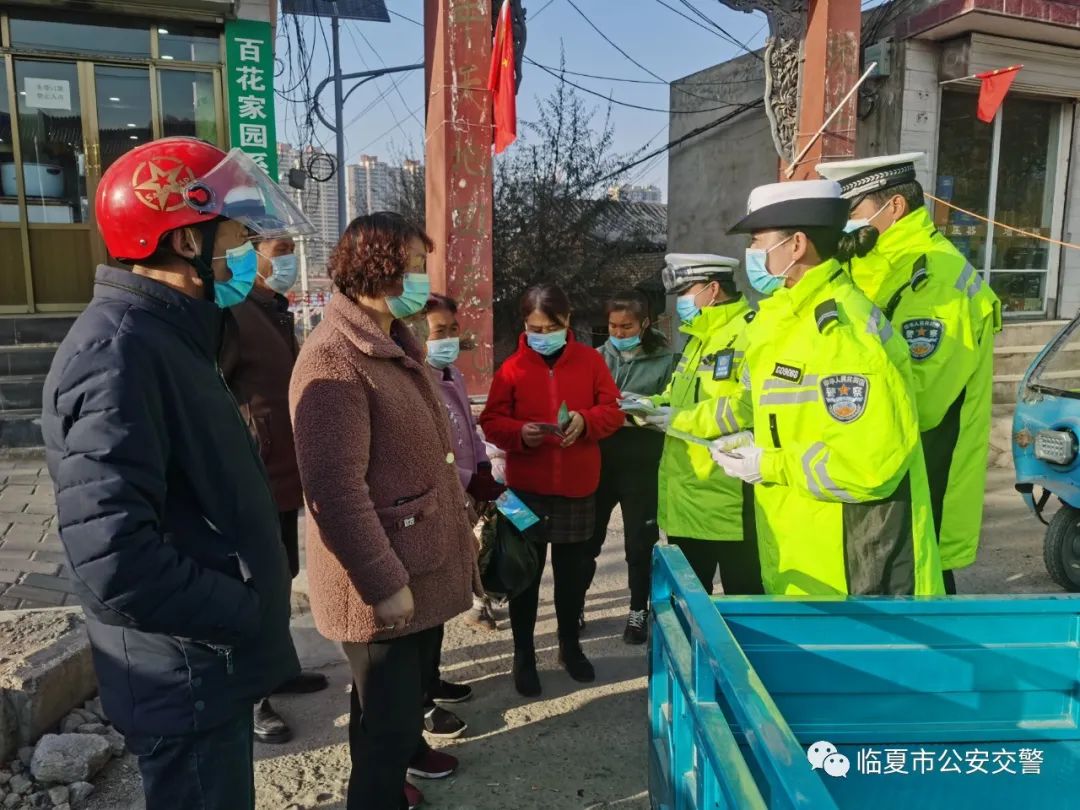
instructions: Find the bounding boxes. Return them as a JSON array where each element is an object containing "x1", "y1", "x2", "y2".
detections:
[
  {"x1": 331, "y1": 12, "x2": 346, "y2": 233},
  {"x1": 785, "y1": 0, "x2": 862, "y2": 179},
  {"x1": 284, "y1": 1, "x2": 420, "y2": 234},
  {"x1": 424, "y1": 0, "x2": 494, "y2": 396}
]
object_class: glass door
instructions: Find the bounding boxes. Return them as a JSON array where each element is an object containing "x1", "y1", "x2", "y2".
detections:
[
  {"x1": 10, "y1": 57, "x2": 99, "y2": 308},
  {"x1": 935, "y1": 89, "x2": 1069, "y2": 316},
  {"x1": 0, "y1": 56, "x2": 31, "y2": 310}
]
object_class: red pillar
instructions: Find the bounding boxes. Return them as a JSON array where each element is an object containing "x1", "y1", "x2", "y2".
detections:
[
  {"x1": 424, "y1": 0, "x2": 495, "y2": 396},
  {"x1": 785, "y1": 0, "x2": 862, "y2": 180}
]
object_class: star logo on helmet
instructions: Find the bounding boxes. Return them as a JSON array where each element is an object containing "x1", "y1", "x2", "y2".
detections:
[{"x1": 131, "y1": 158, "x2": 195, "y2": 212}]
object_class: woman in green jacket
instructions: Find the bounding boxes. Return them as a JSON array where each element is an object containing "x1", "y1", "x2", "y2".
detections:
[{"x1": 584, "y1": 290, "x2": 676, "y2": 644}]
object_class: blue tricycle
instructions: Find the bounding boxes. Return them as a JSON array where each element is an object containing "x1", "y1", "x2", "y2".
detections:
[{"x1": 1013, "y1": 314, "x2": 1080, "y2": 591}]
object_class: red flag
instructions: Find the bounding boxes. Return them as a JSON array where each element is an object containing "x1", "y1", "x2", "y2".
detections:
[
  {"x1": 976, "y1": 64, "x2": 1022, "y2": 123},
  {"x1": 488, "y1": 0, "x2": 517, "y2": 153}
]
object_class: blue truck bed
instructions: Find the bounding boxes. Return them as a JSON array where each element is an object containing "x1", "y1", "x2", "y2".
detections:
[{"x1": 648, "y1": 546, "x2": 1080, "y2": 809}]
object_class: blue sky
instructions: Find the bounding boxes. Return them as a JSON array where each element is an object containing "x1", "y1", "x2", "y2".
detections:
[{"x1": 274, "y1": 1, "x2": 770, "y2": 199}]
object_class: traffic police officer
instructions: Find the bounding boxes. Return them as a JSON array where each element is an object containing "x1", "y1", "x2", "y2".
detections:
[
  {"x1": 712, "y1": 180, "x2": 944, "y2": 596},
  {"x1": 648, "y1": 254, "x2": 762, "y2": 595},
  {"x1": 817, "y1": 153, "x2": 1002, "y2": 593}
]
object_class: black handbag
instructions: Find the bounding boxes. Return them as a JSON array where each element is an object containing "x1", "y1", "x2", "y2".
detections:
[{"x1": 478, "y1": 511, "x2": 544, "y2": 600}]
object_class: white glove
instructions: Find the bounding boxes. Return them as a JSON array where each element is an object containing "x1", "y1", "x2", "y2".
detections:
[
  {"x1": 709, "y1": 430, "x2": 755, "y2": 455},
  {"x1": 710, "y1": 443, "x2": 763, "y2": 484},
  {"x1": 643, "y1": 407, "x2": 672, "y2": 431}
]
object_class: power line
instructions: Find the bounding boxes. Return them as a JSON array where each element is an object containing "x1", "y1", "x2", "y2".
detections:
[
  {"x1": 650, "y1": 0, "x2": 740, "y2": 42},
  {"x1": 595, "y1": 98, "x2": 765, "y2": 186},
  {"x1": 354, "y1": 24, "x2": 425, "y2": 130},
  {"x1": 530, "y1": 60, "x2": 747, "y2": 114},
  {"x1": 523, "y1": 59, "x2": 762, "y2": 86},
  {"x1": 562, "y1": 0, "x2": 667, "y2": 83},
  {"x1": 675, "y1": 0, "x2": 763, "y2": 60}
]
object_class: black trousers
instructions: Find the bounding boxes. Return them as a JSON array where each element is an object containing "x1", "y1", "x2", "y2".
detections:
[
  {"x1": 510, "y1": 540, "x2": 592, "y2": 652},
  {"x1": 670, "y1": 535, "x2": 764, "y2": 596},
  {"x1": 128, "y1": 711, "x2": 255, "y2": 810},
  {"x1": 280, "y1": 509, "x2": 300, "y2": 579},
  {"x1": 422, "y1": 624, "x2": 445, "y2": 710},
  {"x1": 343, "y1": 626, "x2": 442, "y2": 810},
  {"x1": 586, "y1": 429, "x2": 664, "y2": 612}
]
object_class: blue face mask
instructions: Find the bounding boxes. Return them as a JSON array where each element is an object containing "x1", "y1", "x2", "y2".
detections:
[
  {"x1": 526, "y1": 328, "x2": 568, "y2": 356},
  {"x1": 387, "y1": 273, "x2": 431, "y2": 319},
  {"x1": 745, "y1": 235, "x2": 794, "y2": 296},
  {"x1": 609, "y1": 334, "x2": 642, "y2": 352},
  {"x1": 265, "y1": 253, "x2": 299, "y2": 295},
  {"x1": 215, "y1": 241, "x2": 259, "y2": 308},
  {"x1": 676, "y1": 291, "x2": 702, "y2": 324},
  {"x1": 426, "y1": 337, "x2": 460, "y2": 369}
]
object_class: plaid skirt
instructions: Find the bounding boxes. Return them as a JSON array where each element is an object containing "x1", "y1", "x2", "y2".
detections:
[{"x1": 515, "y1": 490, "x2": 596, "y2": 545}]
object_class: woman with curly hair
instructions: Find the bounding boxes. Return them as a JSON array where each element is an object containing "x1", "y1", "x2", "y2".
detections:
[{"x1": 290, "y1": 212, "x2": 478, "y2": 810}]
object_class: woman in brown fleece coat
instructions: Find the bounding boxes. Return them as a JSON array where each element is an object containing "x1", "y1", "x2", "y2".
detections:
[{"x1": 289, "y1": 212, "x2": 476, "y2": 810}]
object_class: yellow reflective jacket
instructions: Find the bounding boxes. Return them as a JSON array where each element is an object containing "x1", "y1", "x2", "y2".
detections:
[
  {"x1": 850, "y1": 207, "x2": 1002, "y2": 570},
  {"x1": 732, "y1": 260, "x2": 945, "y2": 596},
  {"x1": 652, "y1": 298, "x2": 755, "y2": 541}
]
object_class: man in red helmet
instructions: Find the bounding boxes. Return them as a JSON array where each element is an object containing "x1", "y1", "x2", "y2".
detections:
[{"x1": 41, "y1": 137, "x2": 314, "y2": 810}]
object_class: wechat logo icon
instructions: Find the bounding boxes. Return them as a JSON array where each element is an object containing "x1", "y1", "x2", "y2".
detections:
[{"x1": 808, "y1": 740, "x2": 850, "y2": 778}]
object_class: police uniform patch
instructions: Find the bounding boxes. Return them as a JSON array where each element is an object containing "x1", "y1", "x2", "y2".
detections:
[
  {"x1": 820, "y1": 375, "x2": 869, "y2": 423},
  {"x1": 901, "y1": 318, "x2": 944, "y2": 361},
  {"x1": 772, "y1": 362, "x2": 803, "y2": 384}
]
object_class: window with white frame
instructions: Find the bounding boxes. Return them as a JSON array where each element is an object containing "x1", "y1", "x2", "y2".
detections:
[{"x1": 934, "y1": 89, "x2": 1066, "y2": 314}]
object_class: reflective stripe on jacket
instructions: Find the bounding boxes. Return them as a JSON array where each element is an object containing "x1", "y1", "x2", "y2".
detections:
[
  {"x1": 850, "y1": 206, "x2": 1003, "y2": 570},
  {"x1": 653, "y1": 298, "x2": 754, "y2": 541},
  {"x1": 735, "y1": 260, "x2": 945, "y2": 596}
]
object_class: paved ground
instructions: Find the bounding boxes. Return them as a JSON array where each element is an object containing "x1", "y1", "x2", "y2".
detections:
[
  {"x1": 3, "y1": 457, "x2": 1065, "y2": 809},
  {"x1": 0, "y1": 455, "x2": 75, "y2": 611}
]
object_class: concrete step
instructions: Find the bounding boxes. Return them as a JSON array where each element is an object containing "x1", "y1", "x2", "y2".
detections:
[
  {"x1": 994, "y1": 369, "x2": 1080, "y2": 404},
  {"x1": 0, "y1": 317, "x2": 75, "y2": 348},
  {"x1": 0, "y1": 344, "x2": 60, "y2": 377},
  {"x1": 993, "y1": 342, "x2": 1080, "y2": 377},
  {"x1": 996, "y1": 319, "x2": 1069, "y2": 348},
  {"x1": 0, "y1": 409, "x2": 43, "y2": 448},
  {"x1": 0, "y1": 375, "x2": 45, "y2": 412}
]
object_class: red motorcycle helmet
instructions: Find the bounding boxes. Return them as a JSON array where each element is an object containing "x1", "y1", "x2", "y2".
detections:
[{"x1": 95, "y1": 136, "x2": 312, "y2": 263}]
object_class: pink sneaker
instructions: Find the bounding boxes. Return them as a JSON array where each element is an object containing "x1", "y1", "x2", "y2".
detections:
[
  {"x1": 407, "y1": 747, "x2": 459, "y2": 780},
  {"x1": 404, "y1": 782, "x2": 424, "y2": 809}
]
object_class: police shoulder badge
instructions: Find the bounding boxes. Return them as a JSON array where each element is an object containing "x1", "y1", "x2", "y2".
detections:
[
  {"x1": 901, "y1": 318, "x2": 944, "y2": 361},
  {"x1": 820, "y1": 374, "x2": 869, "y2": 423}
]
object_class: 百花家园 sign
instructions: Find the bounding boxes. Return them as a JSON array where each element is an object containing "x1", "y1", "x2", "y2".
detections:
[{"x1": 225, "y1": 19, "x2": 279, "y2": 179}]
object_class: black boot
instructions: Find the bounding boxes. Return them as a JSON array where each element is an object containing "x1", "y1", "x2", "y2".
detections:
[
  {"x1": 254, "y1": 697, "x2": 292, "y2": 744},
  {"x1": 558, "y1": 638, "x2": 596, "y2": 683},
  {"x1": 512, "y1": 651, "x2": 541, "y2": 697}
]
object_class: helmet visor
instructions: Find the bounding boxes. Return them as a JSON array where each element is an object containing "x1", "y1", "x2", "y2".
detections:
[{"x1": 183, "y1": 148, "x2": 315, "y2": 239}]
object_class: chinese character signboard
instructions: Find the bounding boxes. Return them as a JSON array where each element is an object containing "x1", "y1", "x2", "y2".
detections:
[
  {"x1": 24, "y1": 77, "x2": 71, "y2": 111},
  {"x1": 225, "y1": 19, "x2": 278, "y2": 179}
]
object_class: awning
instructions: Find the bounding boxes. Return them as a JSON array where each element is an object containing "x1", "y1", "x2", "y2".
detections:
[{"x1": 897, "y1": 0, "x2": 1080, "y2": 49}]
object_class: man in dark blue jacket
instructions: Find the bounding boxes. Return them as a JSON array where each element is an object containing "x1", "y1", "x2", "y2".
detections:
[{"x1": 41, "y1": 138, "x2": 313, "y2": 810}]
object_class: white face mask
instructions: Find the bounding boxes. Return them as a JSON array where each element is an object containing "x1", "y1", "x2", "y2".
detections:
[{"x1": 845, "y1": 199, "x2": 894, "y2": 234}]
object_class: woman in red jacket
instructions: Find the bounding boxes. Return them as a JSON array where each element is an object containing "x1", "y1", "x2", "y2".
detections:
[{"x1": 480, "y1": 284, "x2": 624, "y2": 697}]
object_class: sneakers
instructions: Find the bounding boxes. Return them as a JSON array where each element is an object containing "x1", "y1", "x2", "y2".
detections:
[
  {"x1": 404, "y1": 782, "x2": 424, "y2": 809},
  {"x1": 623, "y1": 609, "x2": 649, "y2": 645},
  {"x1": 253, "y1": 697, "x2": 292, "y2": 744},
  {"x1": 431, "y1": 679, "x2": 473, "y2": 704},
  {"x1": 558, "y1": 638, "x2": 596, "y2": 683},
  {"x1": 512, "y1": 651, "x2": 542, "y2": 697},
  {"x1": 424, "y1": 705, "x2": 467, "y2": 739},
  {"x1": 464, "y1": 604, "x2": 497, "y2": 631},
  {"x1": 408, "y1": 746, "x2": 459, "y2": 779}
]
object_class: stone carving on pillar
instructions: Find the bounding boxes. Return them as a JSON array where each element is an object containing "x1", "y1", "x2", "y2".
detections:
[{"x1": 715, "y1": 0, "x2": 806, "y2": 163}]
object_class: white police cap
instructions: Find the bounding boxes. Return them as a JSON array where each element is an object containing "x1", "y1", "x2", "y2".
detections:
[
  {"x1": 816, "y1": 152, "x2": 925, "y2": 202},
  {"x1": 662, "y1": 253, "x2": 739, "y2": 294},
  {"x1": 729, "y1": 179, "x2": 849, "y2": 234}
]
